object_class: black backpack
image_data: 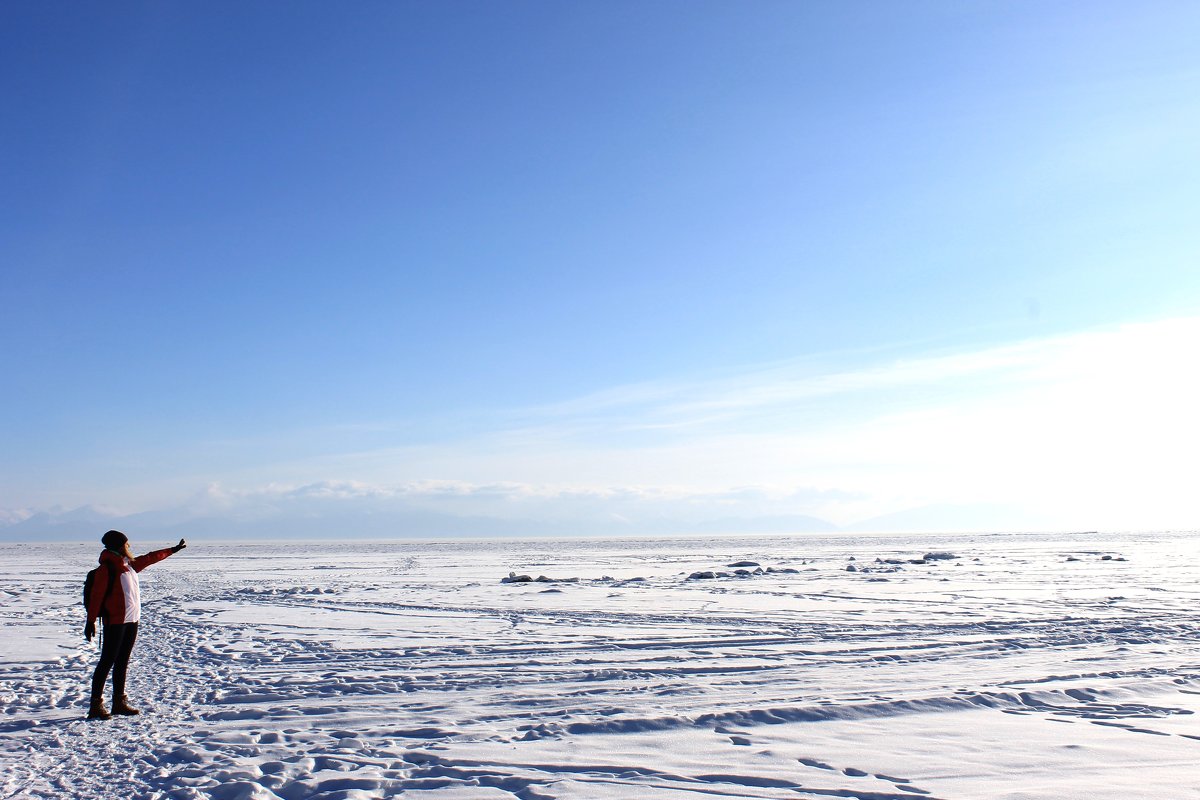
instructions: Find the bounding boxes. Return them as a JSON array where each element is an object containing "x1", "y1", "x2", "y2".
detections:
[{"x1": 83, "y1": 563, "x2": 118, "y2": 620}]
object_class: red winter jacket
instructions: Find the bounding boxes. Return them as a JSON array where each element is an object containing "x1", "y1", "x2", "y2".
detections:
[{"x1": 87, "y1": 547, "x2": 176, "y2": 625}]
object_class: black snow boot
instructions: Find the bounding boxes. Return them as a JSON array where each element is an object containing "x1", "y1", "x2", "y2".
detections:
[
  {"x1": 111, "y1": 696, "x2": 140, "y2": 716},
  {"x1": 87, "y1": 698, "x2": 111, "y2": 720}
]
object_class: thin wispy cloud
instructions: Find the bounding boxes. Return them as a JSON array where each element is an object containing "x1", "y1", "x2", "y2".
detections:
[{"x1": 490, "y1": 318, "x2": 1197, "y2": 448}]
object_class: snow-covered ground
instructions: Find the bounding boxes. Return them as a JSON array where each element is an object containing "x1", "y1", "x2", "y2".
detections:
[{"x1": 2, "y1": 531, "x2": 1199, "y2": 800}]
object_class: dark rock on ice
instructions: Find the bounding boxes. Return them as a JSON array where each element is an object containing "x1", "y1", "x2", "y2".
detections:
[
  {"x1": 924, "y1": 552, "x2": 958, "y2": 561},
  {"x1": 688, "y1": 571, "x2": 717, "y2": 580},
  {"x1": 502, "y1": 573, "x2": 533, "y2": 583},
  {"x1": 846, "y1": 564, "x2": 857, "y2": 572},
  {"x1": 727, "y1": 561, "x2": 760, "y2": 568}
]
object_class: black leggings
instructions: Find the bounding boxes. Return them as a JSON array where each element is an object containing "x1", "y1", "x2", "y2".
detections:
[{"x1": 91, "y1": 622, "x2": 138, "y2": 702}]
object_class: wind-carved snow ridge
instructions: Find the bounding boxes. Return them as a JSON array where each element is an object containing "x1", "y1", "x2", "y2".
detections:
[{"x1": 2, "y1": 531, "x2": 1200, "y2": 799}]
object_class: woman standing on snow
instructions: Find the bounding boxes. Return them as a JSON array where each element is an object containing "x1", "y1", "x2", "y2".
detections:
[{"x1": 84, "y1": 529, "x2": 186, "y2": 720}]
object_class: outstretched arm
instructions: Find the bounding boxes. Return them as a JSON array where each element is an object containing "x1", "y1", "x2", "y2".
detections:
[{"x1": 131, "y1": 539, "x2": 187, "y2": 572}]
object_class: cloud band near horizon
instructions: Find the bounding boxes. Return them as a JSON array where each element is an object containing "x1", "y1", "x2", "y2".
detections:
[{"x1": 5, "y1": 316, "x2": 1198, "y2": 537}]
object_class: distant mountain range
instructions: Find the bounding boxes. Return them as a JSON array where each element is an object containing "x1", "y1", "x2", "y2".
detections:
[
  {"x1": 0, "y1": 498, "x2": 1063, "y2": 542},
  {"x1": 0, "y1": 503, "x2": 843, "y2": 541}
]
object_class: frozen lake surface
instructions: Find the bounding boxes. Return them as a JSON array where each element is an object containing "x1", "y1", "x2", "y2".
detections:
[{"x1": 2, "y1": 531, "x2": 1199, "y2": 799}]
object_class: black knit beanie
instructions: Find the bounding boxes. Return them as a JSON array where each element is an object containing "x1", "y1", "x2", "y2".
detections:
[{"x1": 101, "y1": 530, "x2": 128, "y2": 548}]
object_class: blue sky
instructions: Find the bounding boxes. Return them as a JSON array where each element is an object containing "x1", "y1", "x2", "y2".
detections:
[{"x1": 3, "y1": 2, "x2": 1199, "y2": 536}]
